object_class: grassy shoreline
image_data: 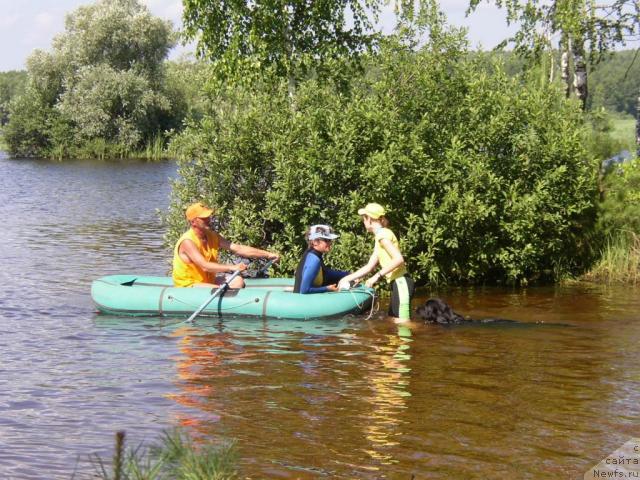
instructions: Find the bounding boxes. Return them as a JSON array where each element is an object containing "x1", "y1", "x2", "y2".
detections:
[
  {"x1": 581, "y1": 232, "x2": 640, "y2": 285},
  {"x1": 0, "y1": 133, "x2": 170, "y2": 161}
]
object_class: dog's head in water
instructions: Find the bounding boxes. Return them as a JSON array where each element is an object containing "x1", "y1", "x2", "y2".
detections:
[{"x1": 416, "y1": 298, "x2": 467, "y2": 325}]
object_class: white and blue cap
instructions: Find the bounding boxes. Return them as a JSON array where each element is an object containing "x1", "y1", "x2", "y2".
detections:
[{"x1": 308, "y1": 224, "x2": 339, "y2": 241}]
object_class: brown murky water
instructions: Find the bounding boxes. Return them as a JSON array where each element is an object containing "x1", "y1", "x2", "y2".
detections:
[{"x1": 1, "y1": 153, "x2": 638, "y2": 479}]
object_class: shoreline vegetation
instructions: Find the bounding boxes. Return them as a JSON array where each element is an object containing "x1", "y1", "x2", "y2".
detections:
[
  {"x1": 580, "y1": 232, "x2": 640, "y2": 285},
  {"x1": 48, "y1": 133, "x2": 170, "y2": 162},
  {"x1": 93, "y1": 430, "x2": 237, "y2": 480}
]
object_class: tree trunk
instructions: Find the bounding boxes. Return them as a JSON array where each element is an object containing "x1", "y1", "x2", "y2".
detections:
[
  {"x1": 288, "y1": 74, "x2": 297, "y2": 100},
  {"x1": 636, "y1": 94, "x2": 640, "y2": 158},
  {"x1": 547, "y1": 31, "x2": 554, "y2": 83},
  {"x1": 561, "y1": 35, "x2": 571, "y2": 98},
  {"x1": 284, "y1": 4, "x2": 296, "y2": 103},
  {"x1": 572, "y1": 37, "x2": 588, "y2": 110}
]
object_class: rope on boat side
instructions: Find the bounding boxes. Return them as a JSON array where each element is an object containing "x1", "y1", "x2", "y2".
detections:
[
  {"x1": 167, "y1": 295, "x2": 259, "y2": 313},
  {"x1": 344, "y1": 288, "x2": 378, "y2": 321}
]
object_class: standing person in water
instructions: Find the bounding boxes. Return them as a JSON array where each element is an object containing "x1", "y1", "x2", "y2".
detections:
[
  {"x1": 338, "y1": 203, "x2": 414, "y2": 322},
  {"x1": 172, "y1": 202, "x2": 280, "y2": 288},
  {"x1": 293, "y1": 225, "x2": 350, "y2": 294}
]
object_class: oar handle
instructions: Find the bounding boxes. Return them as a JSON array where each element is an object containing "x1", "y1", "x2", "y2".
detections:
[
  {"x1": 257, "y1": 258, "x2": 275, "y2": 276},
  {"x1": 185, "y1": 269, "x2": 243, "y2": 323}
]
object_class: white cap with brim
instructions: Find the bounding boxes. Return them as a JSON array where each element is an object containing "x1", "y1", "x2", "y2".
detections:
[{"x1": 308, "y1": 224, "x2": 339, "y2": 240}]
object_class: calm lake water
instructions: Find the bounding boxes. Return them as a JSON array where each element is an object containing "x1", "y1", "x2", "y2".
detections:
[{"x1": 0, "y1": 151, "x2": 639, "y2": 479}]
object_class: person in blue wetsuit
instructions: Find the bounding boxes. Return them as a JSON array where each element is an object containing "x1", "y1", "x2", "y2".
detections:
[{"x1": 293, "y1": 224, "x2": 350, "y2": 294}]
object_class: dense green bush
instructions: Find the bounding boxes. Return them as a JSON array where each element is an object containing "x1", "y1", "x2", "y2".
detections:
[
  {"x1": 167, "y1": 35, "x2": 599, "y2": 285},
  {"x1": 0, "y1": 70, "x2": 27, "y2": 126}
]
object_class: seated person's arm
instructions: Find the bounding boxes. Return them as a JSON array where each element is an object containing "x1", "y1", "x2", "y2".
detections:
[
  {"x1": 222, "y1": 237, "x2": 279, "y2": 261},
  {"x1": 323, "y1": 267, "x2": 350, "y2": 285},
  {"x1": 338, "y1": 253, "x2": 378, "y2": 287},
  {"x1": 299, "y1": 254, "x2": 331, "y2": 294}
]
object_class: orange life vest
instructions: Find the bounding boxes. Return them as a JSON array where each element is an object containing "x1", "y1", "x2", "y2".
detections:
[{"x1": 172, "y1": 228, "x2": 220, "y2": 287}]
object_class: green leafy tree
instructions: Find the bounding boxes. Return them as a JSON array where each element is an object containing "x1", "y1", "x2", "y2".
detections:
[
  {"x1": 3, "y1": 93, "x2": 55, "y2": 156},
  {"x1": 182, "y1": 0, "x2": 382, "y2": 93},
  {"x1": 57, "y1": 65, "x2": 170, "y2": 150},
  {"x1": 5, "y1": 0, "x2": 176, "y2": 158},
  {"x1": 167, "y1": 27, "x2": 598, "y2": 285},
  {"x1": 57, "y1": 0, "x2": 173, "y2": 79},
  {"x1": 0, "y1": 71, "x2": 27, "y2": 126},
  {"x1": 163, "y1": 57, "x2": 213, "y2": 124}
]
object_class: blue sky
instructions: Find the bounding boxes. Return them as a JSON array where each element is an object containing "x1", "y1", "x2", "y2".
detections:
[{"x1": 0, "y1": 0, "x2": 515, "y2": 72}]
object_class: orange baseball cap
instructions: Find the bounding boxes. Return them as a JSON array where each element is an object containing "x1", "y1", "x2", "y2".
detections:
[{"x1": 185, "y1": 202, "x2": 214, "y2": 221}]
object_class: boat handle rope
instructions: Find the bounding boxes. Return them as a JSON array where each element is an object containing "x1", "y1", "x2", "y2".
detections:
[
  {"x1": 344, "y1": 287, "x2": 378, "y2": 321},
  {"x1": 168, "y1": 295, "x2": 260, "y2": 313}
]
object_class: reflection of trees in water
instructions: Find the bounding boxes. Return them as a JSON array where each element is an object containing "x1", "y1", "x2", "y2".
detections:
[
  {"x1": 360, "y1": 325, "x2": 413, "y2": 466},
  {"x1": 162, "y1": 319, "x2": 417, "y2": 474},
  {"x1": 167, "y1": 325, "x2": 242, "y2": 430}
]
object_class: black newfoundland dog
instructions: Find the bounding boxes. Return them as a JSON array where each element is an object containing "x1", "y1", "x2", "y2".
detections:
[{"x1": 416, "y1": 298, "x2": 516, "y2": 325}]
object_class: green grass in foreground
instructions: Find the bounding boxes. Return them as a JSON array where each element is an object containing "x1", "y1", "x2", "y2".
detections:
[
  {"x1": 581, "y1": 232, "x2": 640, "y2": 285},
  {"x1": 93, "y1": 429, "x2": 238, "y2": 480}
]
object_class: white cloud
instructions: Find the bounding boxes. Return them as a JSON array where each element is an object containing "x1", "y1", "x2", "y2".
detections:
[
  {"x1": 33, "y1": 11, "x2": 57, "y2": 29},
  {"x1": 24, "y1": 11, "x2": 62, "y2": 45},
  {"x1": 161, "y1": 1, "x2": 183, "y2": 21},
  {"x1": 140, "y1": 0, "x2": 182, "y2": 21},
  {"x1": 0, "y1": 13, "x2": 20, "y2": 29}
]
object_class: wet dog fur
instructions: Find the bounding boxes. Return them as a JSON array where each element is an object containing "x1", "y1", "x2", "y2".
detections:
[{"x1": 416, "y1": 298, "x2": 516, "y2": 325}]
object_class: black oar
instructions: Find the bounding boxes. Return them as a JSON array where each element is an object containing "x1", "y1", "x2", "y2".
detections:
[
  {"x1": 185, "y1": 259, "x2": 274, "y2": 324},
  {"x1": 185, "y1": 269, "x2": 243, "y2": 323}
]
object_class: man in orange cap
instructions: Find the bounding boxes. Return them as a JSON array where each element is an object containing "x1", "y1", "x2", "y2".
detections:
[{"x1": 172, "y1": 202, "x2": 280, "y2": 288}]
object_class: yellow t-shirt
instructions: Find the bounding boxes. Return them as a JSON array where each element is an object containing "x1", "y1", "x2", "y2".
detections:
[
  {"x1": 172, "y1": 228, "x2": 220, "y2": 287},
  {"x1": 374, "y1": 227, "x2": 406, "y2": 282}
]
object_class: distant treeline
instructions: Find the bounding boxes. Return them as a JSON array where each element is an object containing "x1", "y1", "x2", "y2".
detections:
[
  {"x1": 488, "y1": 49, "x2": 640, "y2": 116},
  {"x1": 588, "y1": 50, "x2": 640, "y2": 116}
]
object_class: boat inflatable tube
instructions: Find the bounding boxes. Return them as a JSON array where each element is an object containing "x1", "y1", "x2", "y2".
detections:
[{"x1": 91, "y1": 275, "x2": 375, "y2": 320}]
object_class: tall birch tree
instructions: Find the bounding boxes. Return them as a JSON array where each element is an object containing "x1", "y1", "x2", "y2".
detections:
[{"x1": 467, "y1": 0, "x2": 640, "y2": 110}]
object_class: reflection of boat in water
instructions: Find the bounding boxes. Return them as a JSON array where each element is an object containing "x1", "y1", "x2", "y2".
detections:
[
  {"x1": 92, "y1": 310, "x2": 368, "y2": 433},
  {"x1": 92, "y1": 313, "x2": 365, "y2": 340},
  {"x1": 91, "y1": 275, "x2": 375, "y2": 320}
]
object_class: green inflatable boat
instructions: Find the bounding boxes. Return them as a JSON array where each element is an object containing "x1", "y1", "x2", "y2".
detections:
[{"x1": 91, "y1": 275, "x2": 375, "y2": 320}]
